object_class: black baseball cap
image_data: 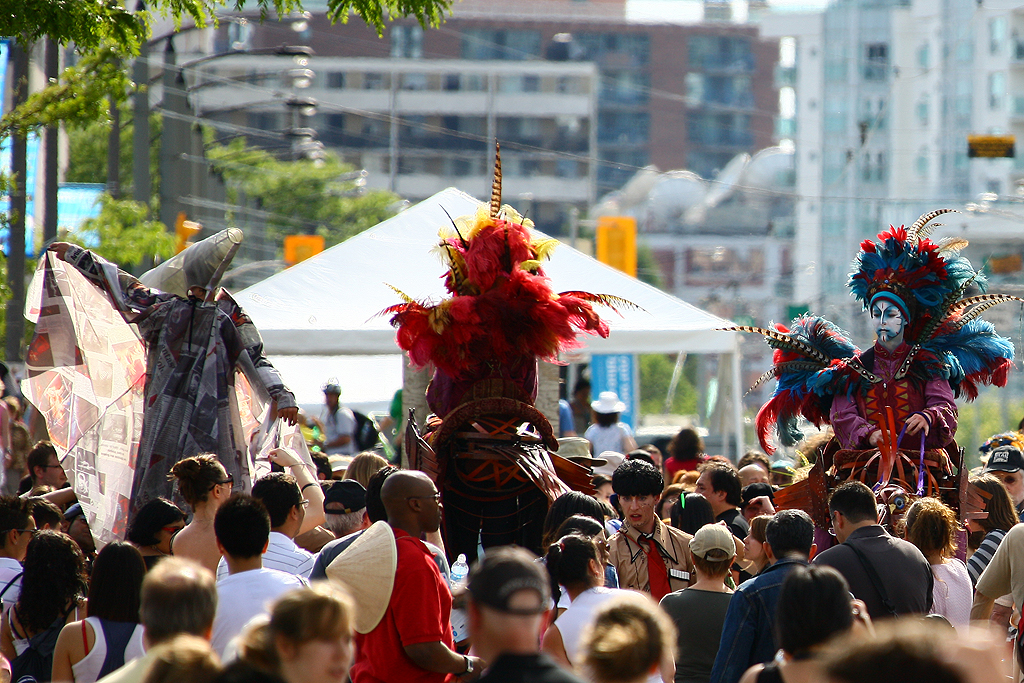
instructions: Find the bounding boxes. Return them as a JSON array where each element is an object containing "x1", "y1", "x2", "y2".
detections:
[
  {"x1": 466, "y1": 546, "x2": 549, "y2": 615},
  {"x1": 984, "y1": 445, "x2": 1024, "y2": 474},
  {"x1": 323, "y1": 480, "x2": 366, "y2": 514},
  {"x1": 741, "y1": 482, "x2": 775, "y2": 507}
]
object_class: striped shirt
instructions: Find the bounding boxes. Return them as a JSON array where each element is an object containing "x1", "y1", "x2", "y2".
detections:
[
  {"x1": 968, "y1": 528, "x2": 1007, "y2": 586},
  {"x1": 217, "y1": 532, "x2": 315, "y2": 581}
]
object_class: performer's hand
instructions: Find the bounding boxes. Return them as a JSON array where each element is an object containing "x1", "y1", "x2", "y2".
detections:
[
  {"x1": 268, "y1": 447, "x2": 302, "y2": 469},
  {"x1": 869, "y1": 430, "x2": 883, "y2": 447},
  {"x1": 278, "y1": 406, "x2": 299, "y2": 425},
  {"x1": 905, "y1": 413, "x2": 930, "y2": 436},
  {"x1": 49, "y1": 242, "x2": 74, "y2": 260}
]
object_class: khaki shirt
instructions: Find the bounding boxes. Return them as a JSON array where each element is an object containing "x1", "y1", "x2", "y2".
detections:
[{"x1": 609, "y1": 517, "x2": 694, "y2": 595}]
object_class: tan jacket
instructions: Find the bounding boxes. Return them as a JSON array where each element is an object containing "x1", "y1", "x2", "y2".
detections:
[{"x1": 609, "y1": 517, "x2": 694, "y2": 596}]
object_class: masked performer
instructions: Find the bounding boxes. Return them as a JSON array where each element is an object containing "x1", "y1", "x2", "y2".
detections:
[
  {"x1": 44, "y1": 237, "x2": 297, "y2": 515},
  {"x1": 737, "y1": 210, "x2": 1017, "y2": 521}
]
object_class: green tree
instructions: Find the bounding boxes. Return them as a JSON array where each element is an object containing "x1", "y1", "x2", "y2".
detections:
[
  {"x1": 68, "y1": 195, "x2": 176, "y2": 267},
  {"x1": 206, "y1": 138, "x2": 400, "y2": 248},
  {"x1": 639, "y1": 354, "x2": 698, "y2": 416}
]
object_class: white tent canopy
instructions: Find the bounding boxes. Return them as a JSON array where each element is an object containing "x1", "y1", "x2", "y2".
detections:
[
  {"x1": 237, "y1": 188, "x2": 743, "y2": 452},
  {"x1": 238, "y1": 188, "x2": 738, "y2": 356}
]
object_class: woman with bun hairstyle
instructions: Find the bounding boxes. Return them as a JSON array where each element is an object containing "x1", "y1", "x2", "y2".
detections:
[
  {"x1": 541, "y1": 534, "x2": 629, "y2": 673},
  {"x1": 169, "y1": 454, "x2": 234, "y2": 573}
]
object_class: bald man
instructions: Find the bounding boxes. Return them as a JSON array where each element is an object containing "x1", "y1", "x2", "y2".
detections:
[{"x1": 351, "y1": 471, "x2": 485, "y2": 683}]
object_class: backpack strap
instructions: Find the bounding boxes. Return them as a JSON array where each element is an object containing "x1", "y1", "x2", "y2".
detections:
[
  {"x1": 843, "y1": 539, "x2": 899, "y2": 617},
  {"x1": 82, "y1": 620, "x2": 90, "y2": 655}
]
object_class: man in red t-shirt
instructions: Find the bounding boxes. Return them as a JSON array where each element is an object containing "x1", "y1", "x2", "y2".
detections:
[{"x1": 351, "y1": 470, "x2": 485, "y2": 682}]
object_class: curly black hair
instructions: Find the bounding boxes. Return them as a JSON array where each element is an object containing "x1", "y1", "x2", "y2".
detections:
[
  {"x1": 611, "y1": 459, "x2": 663, "y2": 498},
  {"x1": 16, "y1": 530, "x2": 87, "y2": 634}
]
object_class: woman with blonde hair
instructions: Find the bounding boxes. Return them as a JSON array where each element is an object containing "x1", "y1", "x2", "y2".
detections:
[
  {"x1": 581, "y1": 592, "x2": 676, "y2": 683},
  {"x1": 905, "y1": 497, "x2": 972, "y2": 630},
  {"x1": 342, "y1": 452, "x2": 389, "y2": 488},
  {"x1": 169, "y1": 454, "x2": 234, "y2": 573},
  {"x1": 237, "y1": 584, "x2": 356, "y2": 683}
]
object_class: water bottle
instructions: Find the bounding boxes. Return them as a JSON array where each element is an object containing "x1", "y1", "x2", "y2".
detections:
[{"x1": 450, "y1": 553, "x2": 470, "y2": 591}]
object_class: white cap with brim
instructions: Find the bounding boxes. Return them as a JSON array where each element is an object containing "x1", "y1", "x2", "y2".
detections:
[{"x1": 592, "y1": 451, "x2": 625, "y2": 477}]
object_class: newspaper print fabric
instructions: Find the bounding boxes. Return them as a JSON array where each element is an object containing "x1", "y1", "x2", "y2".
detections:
[
  {"x1": 23, "y1": 254, "x2": 147, "y2": 546},
  {"x1": 23, "y1": 247, "x2": 304, "y2": 544}
]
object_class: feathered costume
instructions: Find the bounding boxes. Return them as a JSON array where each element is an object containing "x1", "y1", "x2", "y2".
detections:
[
  {"x1": 732, "y1": 209, "x2": 1020, "y2": 526},
  {"x1": 384, "y1": 144, "x2": 631, "y2": 562}
]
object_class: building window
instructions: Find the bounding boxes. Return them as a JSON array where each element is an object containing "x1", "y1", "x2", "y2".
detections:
[
  {"x1": 327, "y1": 72, "x2": 346, "y2": 89},
  {"x1": 990, "y1": 16, "x2": 1007, "y2": 55},
  {"x1": 444, "y1": 73, "x2": 460, "y2": 91},
  {"x1": 916, "y1": 147, "x2": 929, "y2": 178},
  {"x1": 876, "y1": 152, "x2": 886, "y2": 182},
  {"x1": 917, "y1": 42, "x2": 929, "y2": 68},
  {"x1": 401, "y1": 73, "x2": 427, "y2": 90},
  {"x1": 522, "y1": 75, "x2": 540, "y2": 92},
  {"x1": 990, "y1": 72, "x2": 1006, "y2": 110},
  {"x1": 461, "y1": 29, "x2": 542, "y2": 60},
  {"x1": 364, "y1": 73, "x2": 386, "y2": 90},
  {"x1": 864, "y1": 43, "x2": 888, "y2": 81},
  {"x1": 391, "y1": 25, "x2": 423, "y2": 59},
  {"x1": 916, "y1": 95, "x2": 929, "y2": 126}
]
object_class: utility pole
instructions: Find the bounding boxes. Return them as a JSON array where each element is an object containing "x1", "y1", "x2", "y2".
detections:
[
  {"x1": 5, "y1": 41, "x2": 29, "y2": 363},
  {"x1": 159, "y1": 38, "x2": 188, "y2": 232},
  {"x1": 132, "y1": 6, "x2": 151, "y2": 209},
  {"x1": 41, "y1": 38, "x2": 59, "y2": 244}
]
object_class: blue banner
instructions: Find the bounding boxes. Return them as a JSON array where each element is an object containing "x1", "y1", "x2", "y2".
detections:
[{"x1": 590, "y1": 354, "x2": 637, "y2": 428}]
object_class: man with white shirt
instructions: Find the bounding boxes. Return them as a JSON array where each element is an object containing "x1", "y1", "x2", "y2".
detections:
[
  {"x1": 210, "y1": 494, "x2": 307, "y2": 657},
  {"x1": 0, "y1": 496, "x2": 32, "y2": 613},
  {"x1": 216, "y1": 472, "x2": 315, "y2": 580}
]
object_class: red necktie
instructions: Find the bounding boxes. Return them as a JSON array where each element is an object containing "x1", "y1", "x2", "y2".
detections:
[{"x1": 642, "y1": 537, "x2": 671, "y2": 600}]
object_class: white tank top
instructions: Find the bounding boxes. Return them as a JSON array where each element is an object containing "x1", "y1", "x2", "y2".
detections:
[
  {"x1": 554, "y1": 587, "x2": 624, "y2": 665},
  {"x1": 70, "y1": 617, "x2": 146, "y2": 683}
]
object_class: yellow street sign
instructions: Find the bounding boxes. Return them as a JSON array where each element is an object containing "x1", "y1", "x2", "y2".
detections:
[
  {"x1": 968, "y1": 135, "x2": 1015, "y2": 158},
  {"x1": 596, "y1": 216, "x2": 637, "y2": 277}
]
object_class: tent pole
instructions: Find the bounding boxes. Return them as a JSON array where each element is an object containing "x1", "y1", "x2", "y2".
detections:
[{"x1": 731, "y1": 349, "x2": 744, "y2": 460}]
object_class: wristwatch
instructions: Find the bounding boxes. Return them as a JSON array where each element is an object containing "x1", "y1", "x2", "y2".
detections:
[{"x1": 462, "y1": 655, "x2": 475, "y2": 675}]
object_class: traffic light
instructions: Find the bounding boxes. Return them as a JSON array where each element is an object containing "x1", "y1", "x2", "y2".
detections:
[{"x1": 174, "y1": 212, "x2": 202, "y2": 254}]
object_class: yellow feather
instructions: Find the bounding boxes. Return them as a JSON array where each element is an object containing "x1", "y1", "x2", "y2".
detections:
[
  {"x1": 519, "y1": 259, "x2": 542, "y2": 272},
  {"x1": 427, "y1": 301, "x2": 452, "y2": 333},
  {"x1": 531, "y1": 237, "x2": 559, "y2": 261}
]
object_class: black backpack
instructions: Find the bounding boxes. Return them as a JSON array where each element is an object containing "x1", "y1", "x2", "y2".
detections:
[
  {"x1": 11, "y1": 607, "x2": 72, "y2": 683},
  {"x1": 352, "y1": 411, "x2": 380, "y2": 451}
]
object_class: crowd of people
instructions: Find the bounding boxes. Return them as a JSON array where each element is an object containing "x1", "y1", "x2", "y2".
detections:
[{"x1": 0, "y1": 381, "x2": 1021, "y2": 683}]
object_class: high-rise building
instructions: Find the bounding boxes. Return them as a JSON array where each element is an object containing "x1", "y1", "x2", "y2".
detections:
[{"x1": 200, "y1": 2, "x2": 779, "y2": 235}]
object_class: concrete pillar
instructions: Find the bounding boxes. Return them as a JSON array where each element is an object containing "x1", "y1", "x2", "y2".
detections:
[
  {"x1": 537, "y1": 361, "x2": 560, "y2": 435},
  {"x1": 401, "y1": 356, "x2": 430, "y2": 468}
]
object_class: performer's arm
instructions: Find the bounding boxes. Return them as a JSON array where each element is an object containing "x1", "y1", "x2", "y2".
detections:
[
  {"x1": 830, "y1": 392, "x2": 877, "y2": 449},
  {"x1": 217, "y1": 295, "x2": 298, "y2": 425},
  {"x1": 916, "y1": 378, "x2": 957, "y2": 446},
  {"x1": 50, "y1": 243, "x2": 163, "y2": 321},
  {"x1": 268, "y1": 447, "x2": 325, "y2": 535}
]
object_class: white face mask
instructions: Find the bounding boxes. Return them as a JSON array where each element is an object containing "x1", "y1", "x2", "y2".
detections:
[{"x1": 870, "y1": 300, "x2": 905, "y2": 346}]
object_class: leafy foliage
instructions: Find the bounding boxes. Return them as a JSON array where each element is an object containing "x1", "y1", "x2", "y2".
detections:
[
  {"x1": 1, "y1": 0, "x2": 450, "y2": 53},
  {"x1": 65, "y1": 104, "x2": 163, "y2": 203},
  {"x1": 67, "y1": 195, "x2": 175, "y2": 267},
  {"x1": 0, "y1": 46, "x2": 134, "y2": 139},
  {"x1": 639, "y1": 354, "x2": 698, "y2": 416},
  {"x1": 205, "y1": 138, "x2": 400, "y2": 248}
]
